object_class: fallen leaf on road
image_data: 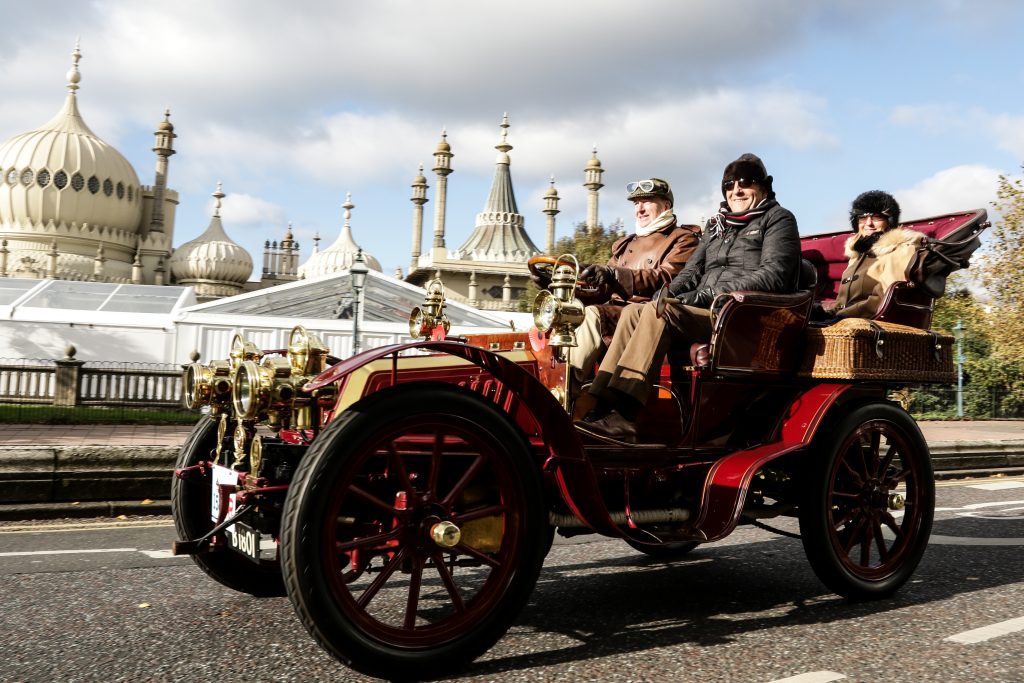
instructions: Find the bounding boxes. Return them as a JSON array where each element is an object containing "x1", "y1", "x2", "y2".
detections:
[{"x1": 138, "y1": 603, "x2": 151, "y2": 609}]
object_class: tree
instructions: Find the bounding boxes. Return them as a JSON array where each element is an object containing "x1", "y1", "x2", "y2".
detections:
[{"x1": 985, "y1": 173, "x2": 1024, "y2": 359}]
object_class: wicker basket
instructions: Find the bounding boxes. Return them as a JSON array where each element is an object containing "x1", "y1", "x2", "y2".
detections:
[{"x1": 798, "y1": 318, "x2": 954, "y2": 382}]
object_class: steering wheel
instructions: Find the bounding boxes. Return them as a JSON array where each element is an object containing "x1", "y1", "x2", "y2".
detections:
[{"x1": 527, "y1": 255, "x2": 604, "y2": 302}]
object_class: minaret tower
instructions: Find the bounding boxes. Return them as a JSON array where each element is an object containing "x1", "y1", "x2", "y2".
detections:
[
  {"x1": 149, "y1": 109, "x2": 176, "y2": 234},
  {"x1": 409, "y1": 163, "x2": 429, "y2": 274},
  {"x1": 431, "y1": 129, "x2": 453, "y2": 249},
  {"x1": 542, "y1": 175, "x2": 560, "y2": 255},
  {"x1": 584, "y1": 145, "x2": 604, "y2": 235}
]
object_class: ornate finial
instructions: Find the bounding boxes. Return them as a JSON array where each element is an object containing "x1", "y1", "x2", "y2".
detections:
[
  {"x1": 189, "y1": 350, "x2": 201, "y2": 362},
  {"x1": 67, "y1": 39, "x2": 82, "y2": 93},
  {"x1": 342, "y1": 192, "x2": 354, "y2": 225},
  {"x1": 496, "y1": 113, "x2": 512, "y2": 155},
  {"x1": 284, "y1": 222, "x2": 294, "y2": 240},
  {"x1": 212, "y1": 181, "x2": 225, "y2": 217},
  {"x1": 313, "y1": 231, "x2": 321, "y2": 251},
  {"x1": 65, "y1": 344, "x2": 77, "y2": 360},
  {"x1": 441, "y1": 127, "x2": 447, "y2": 140}
]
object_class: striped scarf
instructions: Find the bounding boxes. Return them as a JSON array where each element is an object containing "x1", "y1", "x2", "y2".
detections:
[{"x1": 707, "y1": 198, "x2": 776, "y2": 238}]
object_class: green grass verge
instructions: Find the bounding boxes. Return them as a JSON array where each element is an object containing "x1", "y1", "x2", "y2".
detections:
[{"x1": 0, "y1": 404, "x2": 200, "y2": 425}]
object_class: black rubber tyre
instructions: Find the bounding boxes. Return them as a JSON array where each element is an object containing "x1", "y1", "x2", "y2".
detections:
[
  {"x1": 280, "y1": 383, "x2": 547, "y2": 682},
  {"x1": 799, "y1": 402, "x2": 934, "y2": 600},
  {"x1": 624, "y1": 539, "x2": 700, "y2": 559},
  {"x1": 171, "y1": 417, "x2": 285, "y2": 597}
]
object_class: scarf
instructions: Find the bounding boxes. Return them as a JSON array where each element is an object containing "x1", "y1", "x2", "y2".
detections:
[
  {"x1": 706, "y1": 198, "x2": 776, "y2": 238},
  {"x1": 635, "y1": 209, "x2": 677, "y2": 237},
  {"x1": 851, "y1": 232, "x2": 883, "y2": 254}
]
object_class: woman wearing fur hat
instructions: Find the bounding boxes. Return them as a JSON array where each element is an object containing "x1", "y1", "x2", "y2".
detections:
[{"x1": 826, "y1": 190, "x2": 924, "y2": 319}]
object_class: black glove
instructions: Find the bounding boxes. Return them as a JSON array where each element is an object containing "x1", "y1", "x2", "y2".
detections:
[
  {"x1": 579, "y1": 264, "x2": 615, "y2": 287},
  {"x1": 529, "y1": 271, "x2": 551, "y2": 289},
  {"x1": 676, "y1": 287, "x2": 714, "y2": 308}
]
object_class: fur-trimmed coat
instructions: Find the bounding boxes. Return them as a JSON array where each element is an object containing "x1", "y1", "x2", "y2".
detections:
[{"x1": 832, "y1": 227, "x2": 925, "y2": 318}]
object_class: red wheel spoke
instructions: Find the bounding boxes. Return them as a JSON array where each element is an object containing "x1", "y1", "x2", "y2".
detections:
[
  {"x1": 872, "y1": 521, "x2": 889, "y2": 562},
  {"x1": 349, "y1": 484, "x2": 395, "y2": 515},
  {"x1": 859, "y1": 522, "x2": 872, "y2": 566},
  {"x1": 881, "y1": 511, "x2": 903, "y2": 538},
  {"x1": 404, "y1": 554, "x2": 425, "y2": 630},
  {"x1": 840, "y1": 453, "x2": 865, "y2": 487},
  {"x1": 386, "y1": 442, "x2": 414, "y2": 492},
  {"x1": 428, "y1": 429, "x2": 444, "y2": 498},
  {"x1": 335, "y1": 527, "x2": 402, "y2": 553},
  {"x1": 441, "y1": 455, "x2": 486, "y2": 507},
  {"x1": 876, "y1": 443, "x2": 897, "y2": 479},
  {"x1": 843, "y1": 516, "x2": 867, "y2": 553},
  {"x1": 430, "y1": 551, "x2": 465, "y2": 613},
  {"x1": 455, "y1": 504, "x2": 507, "y2": 524},
  {"x1": 357, "y1": 547, "x2": 407, "y2": 609},
  {"x1": 454, "y1": 541, "x2": 501, "y2": 568},
  {"x1": 832, "y1": 505, "x2": 858, "y2": 529}
]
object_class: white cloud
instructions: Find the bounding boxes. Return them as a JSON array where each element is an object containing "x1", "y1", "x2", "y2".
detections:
[
  {"x1": 216, "y1": 192, "x2": 286, "y2": 227},
  {"x1": 894, "y1": 165, "x2": 1000, "y2": 220}
]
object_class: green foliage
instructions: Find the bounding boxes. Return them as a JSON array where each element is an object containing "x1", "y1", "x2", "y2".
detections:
[{"x1": 985, "y1": 173, "x2": 1024, "y2": 359}]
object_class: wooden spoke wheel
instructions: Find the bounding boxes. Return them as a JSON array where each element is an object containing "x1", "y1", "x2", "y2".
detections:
[
  {"x1": 280, "y1": 383, "x2": 546, "y2": 681},
  {"x1": 171, "y1": 418, "x2": 285, "y2": 597},
  {"x1": 799, "y1": 403, "x2": 934, "y2": 600}
]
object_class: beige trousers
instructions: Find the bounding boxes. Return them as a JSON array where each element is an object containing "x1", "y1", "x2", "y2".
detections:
[
  {"x1": 567, "y1": 306, "x2": 604, "y2": 382},
  {"x1": 589, "y1": 301, "x2": 713, "y2": 406}
]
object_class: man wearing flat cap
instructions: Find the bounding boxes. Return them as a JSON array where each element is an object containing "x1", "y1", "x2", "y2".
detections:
[
  {"x1": 554, "y1": 178, "x2": 700, "y2": 391},
  {"x1": 576, "y1": 153, "x2": 802, "y2": 443}
]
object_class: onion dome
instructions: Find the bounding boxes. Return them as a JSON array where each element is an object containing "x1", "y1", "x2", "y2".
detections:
[
  {"x1": 168, "y1": 183, "x2": 253, "y2": 296},
  {"x1": 298, "y1": 193, "x2": 382, "y2": 278},
  {"x1": 0, "y1": 42, "x2": 143, "y2": 234},
  {"x1": 455, "y1": 114, "x2": 540, "y2": 261}
]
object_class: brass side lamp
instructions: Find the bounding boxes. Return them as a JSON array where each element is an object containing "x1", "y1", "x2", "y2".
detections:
[
  {"x1": 531, "y1": 255, "x2": 585, "y2": 348},
  {"x1": 409, "y1": 278, "x2": 451, "y2": 340}
]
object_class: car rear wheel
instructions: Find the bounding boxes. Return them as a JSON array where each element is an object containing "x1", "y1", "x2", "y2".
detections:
[
  {"x1": 171, "y1": 417, "x2": 285, "y2": 597},
  {"x1": 799, "y1": 402, "x2": 934, "y2": 600},
  {"x1": 281, "y1": 383, "x2": 547, "y2": 681}
]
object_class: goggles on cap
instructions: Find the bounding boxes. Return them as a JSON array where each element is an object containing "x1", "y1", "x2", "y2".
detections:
[
  {"x1": 722, "y1": 178, "x2": 758, "y2": 193},
  {"x1": 626, "y1": 179, "x2": 659, "y2": 193}
]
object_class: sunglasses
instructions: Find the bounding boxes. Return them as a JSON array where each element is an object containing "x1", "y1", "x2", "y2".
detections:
[
  {"x1": 722, "y1": 178, "x2": 758, "y2": 192},
  {"x1": 626, "y1": 179, "x2": 657, "y2": 193},
  {"x1": 857, "y1": 213, "x2": 889, "y2": 223}
]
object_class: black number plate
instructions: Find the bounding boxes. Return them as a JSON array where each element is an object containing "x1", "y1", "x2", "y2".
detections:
[{"x1": 229, "y1": 521, "x2": 261, "y2": 563}]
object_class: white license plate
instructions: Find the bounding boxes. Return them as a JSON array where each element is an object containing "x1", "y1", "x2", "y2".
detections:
[
  {"x1": 229, "y1": 521, "x2": 261, "y2": 563},
  {"x1": 211, "y1": 465, "x2": 239, "y2": 522}
]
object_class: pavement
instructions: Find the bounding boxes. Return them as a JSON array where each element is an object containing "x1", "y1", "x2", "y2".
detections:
[{"x1": 0, "y1": 420, "x2": 1022, "y2": 520}]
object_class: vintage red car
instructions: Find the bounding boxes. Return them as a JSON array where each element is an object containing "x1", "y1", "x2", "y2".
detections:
[{"x1": 173, "y1": 209, "x2": 986, "y2": 681}]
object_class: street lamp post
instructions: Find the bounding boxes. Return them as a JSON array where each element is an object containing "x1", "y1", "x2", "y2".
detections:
[
  {"x1": 350, "y1": 249, "x2": 369, "y2": 356},
  {"x1": 953, "y1": 319, "x2": 964, "y2": 418}
]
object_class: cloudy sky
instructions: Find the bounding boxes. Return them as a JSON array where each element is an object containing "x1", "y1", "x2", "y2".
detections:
[{"x1": 1, "y1": 1, "x2": 1020, "y2": 278}]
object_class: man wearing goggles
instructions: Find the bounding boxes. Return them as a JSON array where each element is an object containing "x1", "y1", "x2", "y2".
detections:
[
  {"x1": 576, "y1": 153, "x2": 802, "y2": 443},
  {"x1": 543, "y1": 177, "x2": 700, "y2": 395}
]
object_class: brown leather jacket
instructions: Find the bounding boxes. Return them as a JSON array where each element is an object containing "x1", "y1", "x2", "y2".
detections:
[{"x1": 594, "y1": 222, "x2": 701, "y2": 337}]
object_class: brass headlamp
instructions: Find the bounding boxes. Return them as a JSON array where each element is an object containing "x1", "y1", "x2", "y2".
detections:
[
  {"x1": 409, "y1": 278, "x2": 451, "y2": 340},
  {"x1": 182, "y1": 359, "x2": 232, "y2": 411},
  {"x1": 532, "y1": 254, "x2": 585, "y2": 347}
]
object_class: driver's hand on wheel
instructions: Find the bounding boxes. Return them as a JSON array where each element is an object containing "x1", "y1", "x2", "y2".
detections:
[
  {"x1": 579, "y1": 264, "x2": 614, "y2": 287},
  {"x1": 529, "y1": 271, "x2": 551, "y2": 289}
]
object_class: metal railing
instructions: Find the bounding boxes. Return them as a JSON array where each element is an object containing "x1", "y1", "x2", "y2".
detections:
[{"x1": 0, "y1": 352, "x2": 190, "y2": 423}]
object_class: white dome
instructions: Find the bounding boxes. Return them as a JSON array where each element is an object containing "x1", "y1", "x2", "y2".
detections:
[
  {"x1": 298, "y1": 194, "x2": 382, "y2": 278},
  {"x1": 0, "y1": 55, "x2": 143, "y2": 234},
  {"x1": 169, "y1": 185, "x2": 252, "y2": 293}
]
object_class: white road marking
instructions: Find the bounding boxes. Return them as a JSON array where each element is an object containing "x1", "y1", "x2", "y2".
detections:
[
  {"x1": 0, "y1": 547, "x2": 136, "y2": 557},
  {"x1": 968, "y1": 481, "x2": 1024, "y2": 490},
  {"x1": 935, "y1": 499, "x2": 1024, "y2": 512},
  {"x1": 138, "y1": 549, "x2": 188, "y2": 559},
  {"x1": 766, "y1": 672, "x2": 846, "y2": 683},
  {"x1": 945, "y1": 616, "x2": 1024, "y2": 643},
  {"x1": 930, "y1": 535, "x2": 1024, "y2": 546}
]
